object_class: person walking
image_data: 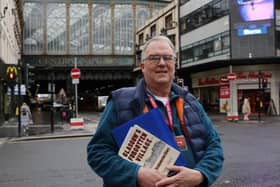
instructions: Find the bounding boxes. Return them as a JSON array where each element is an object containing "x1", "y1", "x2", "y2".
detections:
[
  {"x1": 267, "y1": 98, "x2": 277, "y2": 116},
  {"x1": 87, "y1": 35, "x2": 224, "y2": 187},
  {"x1": 20, "y1": 102, "x2": 33, "y2": 136},
  {"x1": 242, "y1": 97, "x2": 251, "y2": 120}
]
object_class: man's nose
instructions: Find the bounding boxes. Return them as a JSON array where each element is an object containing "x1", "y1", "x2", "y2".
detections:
[{"x1": 158, "y1": 56, "x2": 166, "y2": 65}]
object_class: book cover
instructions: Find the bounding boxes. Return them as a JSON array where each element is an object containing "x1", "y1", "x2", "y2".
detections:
[
  {"x1": 112, "y1": 108, "x2": 186, "y2": 167},
  {"x1": 119, "y1": 125, "x2": 180, "y2": 175}
]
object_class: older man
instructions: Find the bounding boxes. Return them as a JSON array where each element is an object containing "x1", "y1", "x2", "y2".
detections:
[{"x1": 87, "y1": 35, "x2": 224, "y2": 187}]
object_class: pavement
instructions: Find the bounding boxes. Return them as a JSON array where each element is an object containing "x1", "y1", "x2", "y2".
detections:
[
  {"x1": 0, "y1": 112, "x2": 279, "y2": 145},
  {"x1": 0, "y1": 112, "x2": 99, "y2": 144}
]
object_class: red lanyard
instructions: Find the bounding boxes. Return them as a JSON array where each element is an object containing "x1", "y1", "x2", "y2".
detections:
[{"x1": 148, "y1": 95, "x2": 174, "y2": 131}]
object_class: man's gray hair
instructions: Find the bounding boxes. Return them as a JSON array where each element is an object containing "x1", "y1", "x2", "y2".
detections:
[{"x1": 141, "y1": 35, "x2": 176, "y2": 63}]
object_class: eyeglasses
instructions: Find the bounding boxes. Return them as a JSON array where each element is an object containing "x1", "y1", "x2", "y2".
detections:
[{"x1": 143, "y1": 55, "x2": 177, "y2": 64}]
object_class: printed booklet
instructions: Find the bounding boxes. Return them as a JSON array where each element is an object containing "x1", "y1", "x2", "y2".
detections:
[
  {"x1": 118, "y1": 124, "x2": 179, "y2": 175},
  {"x1": 112, "y1": 108, "x2": 187, "y2": 174}
]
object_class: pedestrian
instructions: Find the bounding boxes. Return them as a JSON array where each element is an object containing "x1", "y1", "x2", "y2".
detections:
[
  {"x1": 87, "y1": 35, "x2": 224, "y2": 187},
  {"x1": 20, "y1": 102, "x2": 33, "y2": 136},
  {"x1": 255, "y1": 96, "x2": 263, "y2": 114},
  {"x1": 267, "y1": 98, "x2": 277, "y2": 116},
  {"x1": 242, "y1": 97, "x2": 251, "y2": 120}
]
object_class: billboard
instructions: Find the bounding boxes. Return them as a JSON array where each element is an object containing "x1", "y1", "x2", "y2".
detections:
[
  {"x1": 230, "y1": 0, "x2": 275, "y2": 58},
  {"x1": 237, "y1": 0, "x2": 274, "y2": 22}
]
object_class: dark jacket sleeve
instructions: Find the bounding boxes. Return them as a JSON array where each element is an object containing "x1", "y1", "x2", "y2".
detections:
[
  {"x1": 87, "y1": 100, "x2": 140, "y2": 187},
  {"x1": 194, "y1": 102, "x2": 224, "y2": 186}
]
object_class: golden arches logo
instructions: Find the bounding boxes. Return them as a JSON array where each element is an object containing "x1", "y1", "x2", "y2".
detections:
[{"x1": 6, "y1": 66, "x2": 18, "y2": 80}]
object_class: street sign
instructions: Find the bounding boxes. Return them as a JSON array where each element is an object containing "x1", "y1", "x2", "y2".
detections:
[
  {"x1": 72, "y1": 78, "x2": 79, "y2": 84},
  {"x1": 71, "y1": 68, "x2": 80, "y2": 79},
  {"x1": 70, "y1": 118, "x2": 84, "y2": 129},
  {"x1": 227, "y1": 73, "x2": 236, "y2": 81}
]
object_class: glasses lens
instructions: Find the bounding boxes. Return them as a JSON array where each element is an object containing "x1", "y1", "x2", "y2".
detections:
[
  {"x1": 162, "y1": 55, "x2": 175, "y2": 62},
  {"x1": 146, "y1": 55, "x2": 175, "y2": 64}
]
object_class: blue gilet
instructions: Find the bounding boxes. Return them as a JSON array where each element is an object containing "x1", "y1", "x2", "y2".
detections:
[{"x1": 111, "y1": 79, "x2": 207, "y2": 162}]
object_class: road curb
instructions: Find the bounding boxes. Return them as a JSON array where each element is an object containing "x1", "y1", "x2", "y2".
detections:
[{"x1": 9, "y1": 133, "x2": 93, "y2": 142}]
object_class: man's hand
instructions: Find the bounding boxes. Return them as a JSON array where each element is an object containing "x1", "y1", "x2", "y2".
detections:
[
  {"x1": 155, "y1": 165, "x2": 204, "y2": 187},
  {"x1": 137, "y1": 167, "x2": 166, "y2": 187}
]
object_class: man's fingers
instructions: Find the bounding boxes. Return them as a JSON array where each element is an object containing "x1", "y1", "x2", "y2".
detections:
[
  {"x1": 155, "y1": 176, "x2": 175, "y2": 187},
  {"x1": 166, "y1": 165, "x2": 183, "y2": 172}
]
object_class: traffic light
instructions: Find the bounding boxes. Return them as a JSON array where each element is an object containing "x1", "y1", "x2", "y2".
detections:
[
  {"x1": 25, "y1": 64, "x2": 36, "y2": 88},
  {"x1": 7, "y1": 71, "x2": 17, "y2": 80},
  {"x1": 28, "y1": 70, "x2": 35, "y2": 86},
  {"x1": 262, "y1": 78, "x2": 268, "y2": 89}
]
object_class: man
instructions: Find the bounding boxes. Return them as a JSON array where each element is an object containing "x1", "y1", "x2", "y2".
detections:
[{"x1": 87, "y1": 35, "x2": 224, "y2": 187}]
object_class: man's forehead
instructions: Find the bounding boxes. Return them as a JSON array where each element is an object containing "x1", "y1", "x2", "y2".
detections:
[{"x1": 146, "y1": 41, "x2": 172, "y2": 52}]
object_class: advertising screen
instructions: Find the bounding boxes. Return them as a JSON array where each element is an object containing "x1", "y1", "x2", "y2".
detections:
[
  {"x1": 230, "y1": 0, "x2": 275, "y2": 58},
  {"x1": 237, "y1": 0, "x2": 274, "y2": 22}
]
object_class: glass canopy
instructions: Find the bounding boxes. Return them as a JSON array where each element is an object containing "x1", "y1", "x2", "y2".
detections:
[{"x1": 23, "y1": 1, "x2": 168, "y2": 55}]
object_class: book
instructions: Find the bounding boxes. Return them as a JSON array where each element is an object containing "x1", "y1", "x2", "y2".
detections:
[
  {"x1": 112, "y1": 108, "x2": 186, "y2": 167},
  {"x1": 118, "y1": 125, "x2": 180, "y2": 175}
]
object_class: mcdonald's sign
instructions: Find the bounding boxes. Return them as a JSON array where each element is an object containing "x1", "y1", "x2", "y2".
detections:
[{"x1": 6, "y1": 66, "x2": 18, "y2": 81}]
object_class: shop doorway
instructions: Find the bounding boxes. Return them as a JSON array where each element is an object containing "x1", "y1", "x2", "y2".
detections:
[{"x1": 238, "y1": 89, "x2": 271, "y2": 114}]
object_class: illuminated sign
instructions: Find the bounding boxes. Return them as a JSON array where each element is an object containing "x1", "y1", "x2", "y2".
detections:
[
  {"x1": 230, "y1": 0, "x2": 275, "y2": 58},
  {"x1": 237, "y1": 24, "x2": 270, "y2": 36},
  {"x1": 237, "y1": 0, "x2": 274, "y2": 22},
  {"x1": 6, "y1": 66, "x2": 18, "y2": 81}
]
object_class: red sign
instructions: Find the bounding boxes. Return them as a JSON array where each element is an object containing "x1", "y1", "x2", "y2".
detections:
[
  {"x1": 71, "y1": 68, "x2": 80, "y2": 79},
  {"x1": 219, "y1": 85, "x2": 230, "y2": 99},
  {"x1": 227, "y1": 73, "x2": 236, "y2": 80},
  {"x1": 198, "y1": 78, "x2": 220, "y2": 85}
]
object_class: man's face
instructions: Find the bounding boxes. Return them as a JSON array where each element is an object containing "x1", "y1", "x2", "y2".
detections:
[{"x1": 141, "y1": 40, "x2": 176, "y2": 88}]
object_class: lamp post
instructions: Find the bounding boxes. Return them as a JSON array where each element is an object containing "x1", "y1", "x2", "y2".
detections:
[
  {"x1": 17, "y1": 60, "x2": 22, "y2": 137},
  {"x1": 50, "y1": 71, "x2": 54, "y2": 133},
  {"x1": 74, "y1": 57, "x2": 78, "y2": 118},
  {"x1": 45, "y1": 66, "x2": 55, "y2": 133},
  {"x1": 258, "y1": 70, "x2": 263, "y2": 123}
]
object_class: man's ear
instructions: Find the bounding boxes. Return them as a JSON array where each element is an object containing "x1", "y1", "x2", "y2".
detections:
[{"x1": 140, "y1": 63, "x2": 144, "y2": 71}]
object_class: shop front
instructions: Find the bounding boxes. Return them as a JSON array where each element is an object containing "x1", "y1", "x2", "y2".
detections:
[{"x1": 191, "y1": 66, "x2": 279, "y2": 119}]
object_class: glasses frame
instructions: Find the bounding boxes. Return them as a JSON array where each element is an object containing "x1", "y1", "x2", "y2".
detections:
[{"x1": 143, "y1": 54, "x2": 177, "y2": 64}]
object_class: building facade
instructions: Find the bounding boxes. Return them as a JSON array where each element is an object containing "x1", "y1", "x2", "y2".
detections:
[
  {"x1": 179, "y1": 0, "x2": 280, "y2": 119},
  {"x1": 134, "y1": 0, "x2": 179, "y2": 79},
  {"x1": 0, "y1": 0, "x2": 172, "y2": 123},
  {"x1": 0, "y1": 0, "x2": 23, "y2": 124},
  {"x1": 21, "y1": 0, "x2": 170, "y2": 111}
]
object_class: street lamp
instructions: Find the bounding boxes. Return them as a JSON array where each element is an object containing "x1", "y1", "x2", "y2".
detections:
[{"x1": 17, "y1": 60, "x2": 22, "y2": 137}]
